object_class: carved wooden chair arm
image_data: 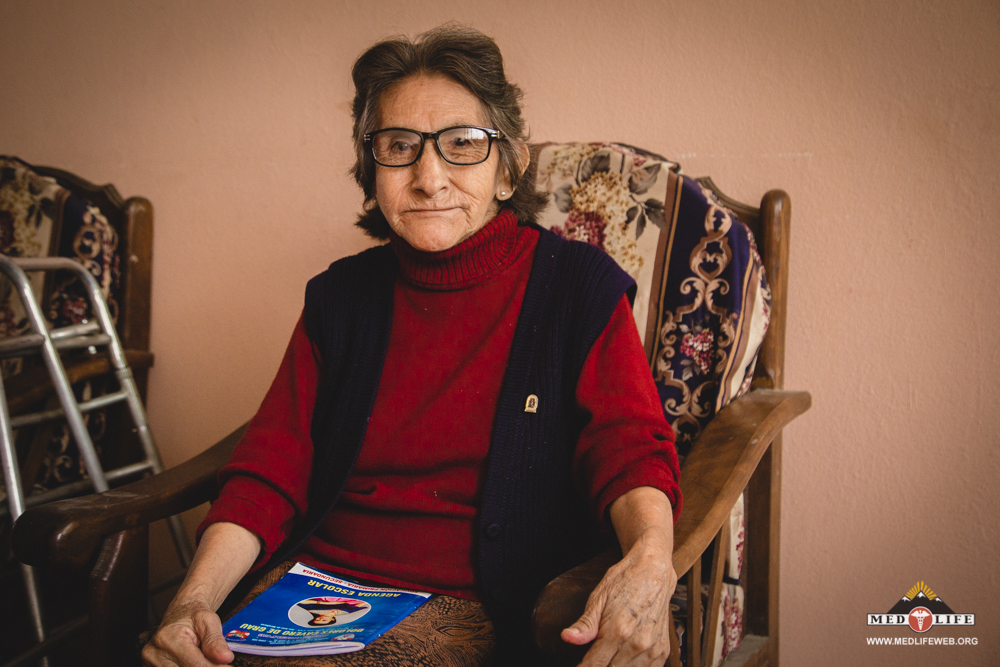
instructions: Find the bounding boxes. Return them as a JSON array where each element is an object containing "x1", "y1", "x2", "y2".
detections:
[
  {"x1": 11, "y1": 422, "x2": 247, "y2": 570},
  {"x1": 531, "y1": 388, "x2": 811, "y2": 656}
]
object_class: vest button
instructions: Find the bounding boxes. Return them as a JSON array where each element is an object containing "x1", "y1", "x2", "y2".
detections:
[{"x1": 486, "y1": 523, "x2": 502, "y2": 539}]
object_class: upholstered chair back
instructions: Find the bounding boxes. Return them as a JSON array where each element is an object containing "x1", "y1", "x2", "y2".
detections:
[
  {"x1": 530, "y1": 143, "x2": 770, "y2": 459},
  {"x1": 0, "y1": 156, "x2": 132, "y2": 498}
]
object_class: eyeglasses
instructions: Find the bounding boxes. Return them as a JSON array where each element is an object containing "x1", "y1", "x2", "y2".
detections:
[{"x1": 364, "y1": 126, "x2": 502, "y2": 167}]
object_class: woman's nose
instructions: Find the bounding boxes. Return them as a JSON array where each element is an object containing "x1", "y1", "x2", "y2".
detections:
[{"x1": 412, "y1": 139, "x2": 448, "y2": 195}]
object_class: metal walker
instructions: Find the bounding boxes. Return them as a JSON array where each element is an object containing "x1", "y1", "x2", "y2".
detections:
[{"x1": 0, "y1": 255, "x2": 192, "y2": 664}]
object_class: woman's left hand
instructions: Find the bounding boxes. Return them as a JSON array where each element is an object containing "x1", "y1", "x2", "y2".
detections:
[{"x1": 561, "y1": 486, "x2": 677, "y2": 667}]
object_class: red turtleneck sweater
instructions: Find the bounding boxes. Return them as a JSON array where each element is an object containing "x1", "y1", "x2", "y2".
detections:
[{"x1": 200, "y1": 211, "x2": 680, "y2": 600}]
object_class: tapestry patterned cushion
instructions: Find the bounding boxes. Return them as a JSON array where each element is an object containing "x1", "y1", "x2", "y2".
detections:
[
  {"x1": 0, "y1": 157, "x2": 66, "y2": 361},
  {"x1": 531, "y1": 142, "x2": 770, "y2": 459},
  {"x1": 0, "y1": 156, "x2": 122, "y2": 498}
]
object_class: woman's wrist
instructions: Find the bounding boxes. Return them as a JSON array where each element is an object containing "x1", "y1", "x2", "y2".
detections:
[
  {"x1": 170, "y1": 521, "x2": 261, "y2": 612},
  {"x1": 609, "y1": 486, "x2": 674, "y2": 555},
  {"x1": 169, "y1": 586, "x2": 222, "y2": 612},
  {"x1": 627, "y1": 526, "x2": 673, "y2": 556}
]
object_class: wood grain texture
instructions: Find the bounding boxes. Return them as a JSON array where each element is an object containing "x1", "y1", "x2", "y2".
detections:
[
  {"x1": 749, "y1": 187, "x2": 790, "y2": 667},
  {"x1": 668, "y1": 389, "x2": 808, "y2": 577},
  {"x1": 754, "y1": 191, "x2": 790, "y2": 392},
  {"x1": 89, "y1": 525, "x2": 149, "y2": 666},
  {"x1": 685, "y1": 553, "x2": 701, "y2": 667},
  {"x1": 11, "y1": 422, "x2": 246, "y2": 569},
  {"x1": 532, "y1": 389, "x2": 810, "y2": 657},
  {"x1": 701, "y1": 526, "x2": 729, "y2": 664},
  {"x1": 667, "y1": 606, "x2": 683, "y2": 667},
  {"x1": 744, "y1": 445, "x2": 771, "y2": 640},
  {"x1": 743, "y1": 434, "x2": 783, "y2": 667},
  {"x1": 120, "y1": 197, "x2": 154, "y2": 352}
]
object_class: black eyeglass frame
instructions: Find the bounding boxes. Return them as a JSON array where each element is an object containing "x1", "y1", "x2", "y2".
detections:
[{"x1": 363, "y1": 125, "x2": 503, "y2": 167}]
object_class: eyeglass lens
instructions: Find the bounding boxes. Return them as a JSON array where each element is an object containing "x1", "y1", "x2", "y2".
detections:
[{"x1": 372, "y1": 127, "x2": 491, "y2": 166}]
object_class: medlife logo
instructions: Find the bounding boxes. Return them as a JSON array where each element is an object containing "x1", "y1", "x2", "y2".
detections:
[{"x1": 868, "y1": 581, "x2": 975, "y2": 633}]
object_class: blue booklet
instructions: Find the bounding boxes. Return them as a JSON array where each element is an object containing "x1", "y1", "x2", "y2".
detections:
[{"x1": 222, "y1": 563, "x2": 432, "y2": 656}]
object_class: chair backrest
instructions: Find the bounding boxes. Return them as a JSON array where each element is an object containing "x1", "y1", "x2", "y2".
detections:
[
  {"x1": 529, "y1": 143, "x2": 776, "y2": 457},
  {"x1": 0, "y1": 157, "x2": 154, "y2": 353},
  {"x1": 0, "y1": 156, "x2": 154, "y2": 494},
  {"x1": 529, "y1": 143, "x2": 795, "y2": 666}
]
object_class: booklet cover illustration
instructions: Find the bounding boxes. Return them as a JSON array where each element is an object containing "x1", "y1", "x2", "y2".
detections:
[{"x1": 222, "y1": 563, "x2": 431, "y2": 656}]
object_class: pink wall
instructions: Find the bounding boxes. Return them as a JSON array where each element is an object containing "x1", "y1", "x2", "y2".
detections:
[{"x1": 2, "y1": 1, "x2": 997, "y2": 664}]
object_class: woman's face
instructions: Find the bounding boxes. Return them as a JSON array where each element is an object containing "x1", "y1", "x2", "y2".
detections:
[
  {"x1": 309, "y1": 609, "x2": 341, "y2": 625},
  {"x1": 374, "y1": 74, "x2": 510, "y2": 253}
]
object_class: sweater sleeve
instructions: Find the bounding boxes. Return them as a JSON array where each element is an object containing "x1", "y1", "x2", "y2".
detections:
[
  {"x1": 196, "y1": 313, "x2": 320, "y2": 567},
  {"x1": 572, "y1": 295, "x2": 682, "y2": 529}
]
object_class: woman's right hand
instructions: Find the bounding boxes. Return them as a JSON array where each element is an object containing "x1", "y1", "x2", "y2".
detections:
[
  {"x1": 142, "y1": 596, "x2": 234, "y2": 666},
  {"x1": 141, "y1": 521, "x2": 262, "y2": 666}
]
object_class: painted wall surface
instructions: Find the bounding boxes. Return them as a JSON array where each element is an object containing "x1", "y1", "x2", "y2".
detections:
[{"x1": 1, "y1": 1, "x2": 997, "y2": 665}]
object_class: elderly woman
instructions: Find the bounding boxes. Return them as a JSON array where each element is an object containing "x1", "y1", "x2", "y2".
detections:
[{"x1": 144, "y1": 25, "x2": 680, "y2": 667}]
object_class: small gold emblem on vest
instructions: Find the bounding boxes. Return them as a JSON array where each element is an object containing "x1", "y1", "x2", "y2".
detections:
[{"x1": 524, "y1": 394, "x2": 538, "y2": 413}]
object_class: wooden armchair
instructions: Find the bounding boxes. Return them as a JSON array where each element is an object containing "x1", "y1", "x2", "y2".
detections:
[
  {"x1": 0, "y1": 158, "x2": 157, "y2": 508},
  {"x1": 533, "y1": 159, "x2": 812, "y2": 667},
  {"x1": 11, "y1": 147, "x2": 809, "y2": 667},
  {"x1": 0, "y1": 157, "x2": 157, "y2": 665}
]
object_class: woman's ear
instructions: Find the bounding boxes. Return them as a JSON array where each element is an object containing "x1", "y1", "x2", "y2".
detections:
[{"x1": 497, "y1": 144, "x2": 531, "y2": 201}]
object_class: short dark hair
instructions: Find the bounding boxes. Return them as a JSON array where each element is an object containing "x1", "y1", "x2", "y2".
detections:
[{"x1": 349, "y1": 24, "x2": 547, "y2": 239}]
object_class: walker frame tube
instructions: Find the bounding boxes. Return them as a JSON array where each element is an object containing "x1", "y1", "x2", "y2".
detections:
[{"x1": 0, "y1": 254, "x2": 192, "y2": 666}]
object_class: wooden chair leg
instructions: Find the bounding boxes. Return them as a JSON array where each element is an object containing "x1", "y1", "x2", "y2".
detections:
[
  {"x1": 667, "y1": 606, "x2": 683, "y2": 667},
  {"x1": 701, "y1": 525, "x2": 729, "y2": 666},
  {"x1": 685, "y1": 555, "x2": 701, "y2": 667},
  {"x1": 746, "y1": 436, "x2": 781, "y2": 666},
  {"x1": 90, "y1": 526, "x2": 148, "y2": 667}
]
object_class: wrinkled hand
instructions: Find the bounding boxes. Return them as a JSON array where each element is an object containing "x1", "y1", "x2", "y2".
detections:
[
  {"x1": 141, "y1": 597, "x2": 234, "y2": 667},
  {"x1": 561, "y1": 531, "x2": 678, "y2": 667}
]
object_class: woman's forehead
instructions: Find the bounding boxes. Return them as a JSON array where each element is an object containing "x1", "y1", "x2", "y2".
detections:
[{"x1": 378, "y1": 73, "x2": 489, "y2": 131}]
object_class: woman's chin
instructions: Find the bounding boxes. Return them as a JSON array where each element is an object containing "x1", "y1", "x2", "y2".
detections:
[
  {"x1": 410, "y1": 237, "x2": 459, "y2": 253},
  {"x1": 394, "y1": 222, "x2": 466, "y2": 253}
]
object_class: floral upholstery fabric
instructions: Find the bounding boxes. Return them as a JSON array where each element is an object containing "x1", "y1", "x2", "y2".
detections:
[
  {"x1": 0, "y1": 156, "x2": 122, "y2": 501},
  {"x1": 532, "y1": 143, "x2": 770, "y2": 458},
  {"x1": 713, "y1": 493, "x2": 746, "y2": 665},
  {"x1": 531, "y1": 142, "x2": 768, "y2": 663},
  {"x1": 0, "y1": 157, "x2": 66, "y2": 370}
]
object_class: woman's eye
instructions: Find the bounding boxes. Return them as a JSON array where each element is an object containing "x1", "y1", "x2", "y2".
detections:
[{"x1": 390, "y1": 141, "x2": 412, "y2": 153}]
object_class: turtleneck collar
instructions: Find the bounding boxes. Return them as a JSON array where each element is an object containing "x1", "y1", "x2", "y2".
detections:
[{"x1": 388, "y1": 209, "x2": 524, "y2": 291}]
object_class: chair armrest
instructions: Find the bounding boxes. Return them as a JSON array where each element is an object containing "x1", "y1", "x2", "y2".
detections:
[
  {"x1": 531, "y1": 388, "x2": 811, "y2": 656},
  {"x1": 11, "y1": 422, "x2": 248, "y2": 570}
]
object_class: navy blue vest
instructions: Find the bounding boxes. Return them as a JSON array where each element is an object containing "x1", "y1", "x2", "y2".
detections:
[{"x1": 278, "y1": 226, "x2": 635, "y2": 659}]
